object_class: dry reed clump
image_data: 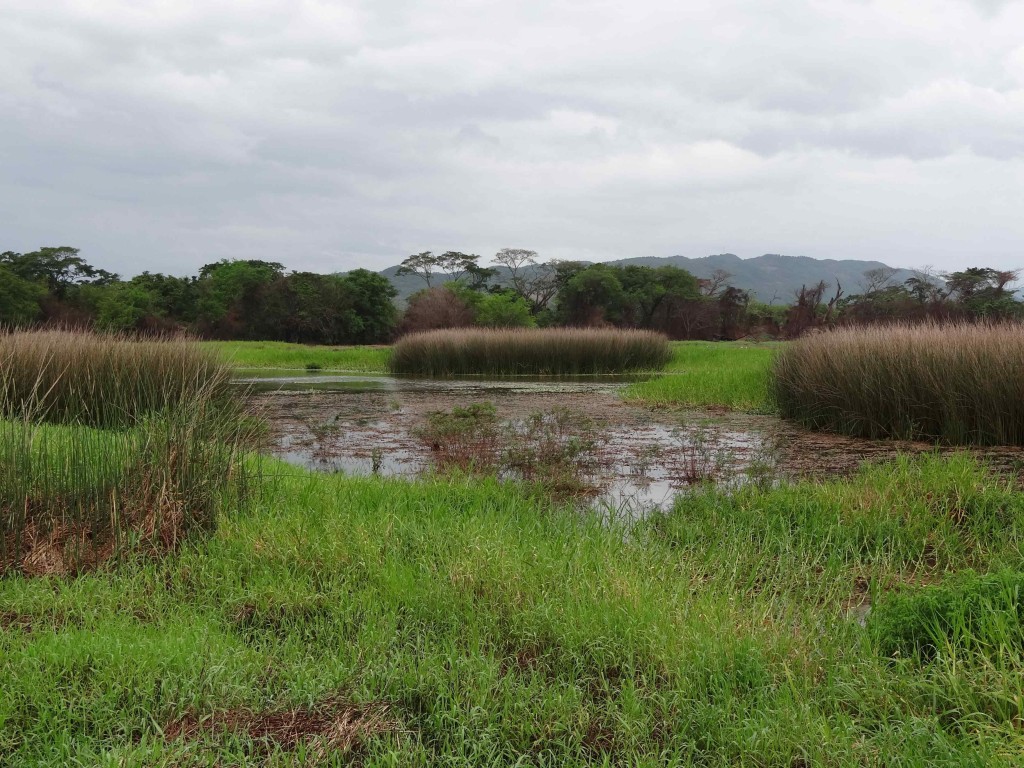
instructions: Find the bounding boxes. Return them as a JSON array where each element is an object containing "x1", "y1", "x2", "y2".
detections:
[
  {"x1": 772, "y1": 323, "x2": 1024, "y2": 445},
  {"x1": 390, "y1": 327, "x2": 671, "y2": 376},
  {"x1": 0, "y1": 330, "x2": 254, "y2": 575},
  {"x1": 0, "y1": 329, "x2": 233, "y2": 427}
]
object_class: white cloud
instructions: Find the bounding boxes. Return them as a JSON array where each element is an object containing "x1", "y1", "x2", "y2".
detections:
[{"x1": 1, "y1": 0, "x2": 1023, "y2": 275}]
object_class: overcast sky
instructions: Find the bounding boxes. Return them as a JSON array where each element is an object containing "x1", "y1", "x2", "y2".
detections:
[{"x1": 2, "y1": 0, "x2": 1023, "y2": 277}]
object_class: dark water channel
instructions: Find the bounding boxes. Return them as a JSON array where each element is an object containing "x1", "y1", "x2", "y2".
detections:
[{"x1": 242, "y1": 370, "x2": 1024, "y2": 514}]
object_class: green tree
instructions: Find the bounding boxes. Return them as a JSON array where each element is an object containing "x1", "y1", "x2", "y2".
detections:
[
  {"x1": 95, "y1": 283, "x2": 161, "y2": 331},
  {"x1": 196, "y1": 260, "x2": 284, "y2": 336},
  {"x1": 474, "y1": 291, "x2": 536, "y2": 328},
  {"x1": 1, "y1": 247, "x2": 117, "y2": 298},
  {"x1": 0, "y1": 265, "x2": 45, "y2": 325},
  {"x1": 342, "y1": 269, "x2": 398, "y2": 343},
  {"x1": 395, "y1": 252, "x2": 440, "y2": 287}
]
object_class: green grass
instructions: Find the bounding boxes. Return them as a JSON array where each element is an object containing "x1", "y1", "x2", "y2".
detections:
[
  {"x1": 624, "y1": 341, "x2": 777, "y2": 411},
  {"x1": 390, "y1": 328, "x2": 672, "y2": 376},
  {"x1": 4, "y1": 453, "x2": 1024, "y2": 764},
  {"x1": 202, "y1": 341, "x2": 390, "y2": 373}
]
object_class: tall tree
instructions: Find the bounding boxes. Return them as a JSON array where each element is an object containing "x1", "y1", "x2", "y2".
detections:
[{"x1": 396, "y1": 252, "x2": 439, "y2": 287}]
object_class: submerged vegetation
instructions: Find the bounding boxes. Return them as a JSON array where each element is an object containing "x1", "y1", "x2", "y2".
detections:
[
  {"x1": 415, "y1": 402, "x2": 605, "y2": 496},
  {"x1": 0, "y1": 330, "x2": 252, "y2": 575},
  {"x1": 390, "y1": 327, "x2": 672, "y2": 376},
  {"x1": 773, "y1": 323, "x2": 1024, "y2": 444}
]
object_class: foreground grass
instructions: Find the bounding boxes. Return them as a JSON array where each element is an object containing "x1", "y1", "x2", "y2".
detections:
[
  {"x1": 202, "y1": 341, "x2": 390, "y2": 373},
  {"x1": 624, "y1": 341, "x2": 777, "y2": 411},
  {"x1": 4, "y1": 453, "x2": 1024, "y2": 764}
]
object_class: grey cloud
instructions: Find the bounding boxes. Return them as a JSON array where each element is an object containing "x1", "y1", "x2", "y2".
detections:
[{"x1": 1, "y1": 0, "x2": 1023, "y2": 276}]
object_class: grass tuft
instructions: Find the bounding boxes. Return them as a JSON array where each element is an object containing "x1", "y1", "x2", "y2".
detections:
[
  {"x1": 870, "y1": 570, "x2": 1024, "y2": 662},
  {"x1": 0, "y1": 330, "x2": 254, "y2": 575}
]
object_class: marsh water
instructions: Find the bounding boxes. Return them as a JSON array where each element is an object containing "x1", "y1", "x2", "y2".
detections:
[{"x1": 243, "y1": 370, "x2": 1024, "y2": 512}]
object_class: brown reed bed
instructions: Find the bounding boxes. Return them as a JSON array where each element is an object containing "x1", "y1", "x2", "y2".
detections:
[
  {"x1": 390, "y1": 327, "x2": 671, "y2": 376},
  {"x1": 0, "y1": 329, "x2": 234, "y2": 428},
  {"x1": 772, "y1": 322, "x2": 1024, "y2": 445}
]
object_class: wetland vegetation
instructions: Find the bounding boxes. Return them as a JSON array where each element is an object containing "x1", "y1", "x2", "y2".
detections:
[
  {"x1": 774, "y1": 323, "x2": 1024, "y2": 445},
  {"x1": 5, "y1": 330, "x2": 1024, "y2": 765},
  {"x1": 390, "y1": 327, "x2": 672, "y2": 377}
]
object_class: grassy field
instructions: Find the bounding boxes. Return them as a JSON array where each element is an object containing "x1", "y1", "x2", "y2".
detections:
[
  {"x1": 4, "y1": 453, "x2": 1024, "y2": 764},
  {"x1": 202, "y1": 341, "x2": 391, "y2": 373},
  {"x1": 624, "y1": 341, "x2": 777, "y2": 411}
]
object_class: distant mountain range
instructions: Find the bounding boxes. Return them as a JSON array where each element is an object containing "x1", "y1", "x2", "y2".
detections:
[{"x1": 377, "y1": 253, "x2": 921, "y2": 304}]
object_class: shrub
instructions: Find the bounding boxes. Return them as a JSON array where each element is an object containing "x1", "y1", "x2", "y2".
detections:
[
  {"x1": 391, "y1": 327, "x2": 671, "y2": 376},
  {"x1": 772, "y1": 323, "x2": 1024, "y2": 444},
  {"x1": 870, "y1": 569, "x2": 1024, "y2": 662},
  {"x1": 0, "y1": 329, "x2": 234, "y2": 428},
  {"x1": 398, "y1": 286, "x2": 474, "y2": 335}
]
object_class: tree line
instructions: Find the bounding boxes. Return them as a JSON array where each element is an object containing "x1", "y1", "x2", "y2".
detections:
[
  {"x1": 0, "y1": 247, "x2": 397, "y2": 344},
  {"x1": 1, "y1": 246, "x2": 1020, "y2": 343}
]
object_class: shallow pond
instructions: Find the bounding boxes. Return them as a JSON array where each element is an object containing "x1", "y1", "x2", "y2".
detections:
[{"x1": 244, "y1": 371, "x2": 1024, "y2": 513}]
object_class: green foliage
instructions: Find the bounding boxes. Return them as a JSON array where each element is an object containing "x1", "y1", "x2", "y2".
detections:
[
  {"x1": 95, "y1": 282, "x2": 162, "y2": 331},
  {"x1": 474, "y1": 292, "x2": 536, "y2": 328},
  {"x1": 450, "y1": 285, "x2": 537, "y2": 329},
  {"x1": 772, "y1": 323, "x2": 1024, "y2": 444},
  {"x1": 1, "y1": 246, "x2": 117, "y2": 298},
  {"x1": 871, "y1": 570, "x2": 1024, "y2": 662},
  {"x1": 196, "y1": 259, "x2": 285, "y2": 334},
  {"x1": 390, "y1": 328, "x2": 672, "y2": 376},
  {"x1": 343, "y1": 268, "x2": 398, "y2": 343},
  {"x1": 0, "y1": 265, "x2": 44, "y2": 325}
]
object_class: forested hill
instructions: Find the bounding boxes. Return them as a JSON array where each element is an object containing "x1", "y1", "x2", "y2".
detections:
[
  {"x1": 380, "y1": 253, "x2": 920, "y2": 303},
  {"x1": 612, "y1": 254, "x2": 921, "y2": 303}
]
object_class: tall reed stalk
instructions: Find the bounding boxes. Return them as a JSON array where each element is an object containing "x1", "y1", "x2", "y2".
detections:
[
  {"x1": 772, "y1": 323, "x2": 1024, "y2": 445},
  {"x1": 390, "y1": 328, "x2": 671, "y2": 376},
  {"x1": 0, "y1": 330, "x2": 254, "y2": 574}
]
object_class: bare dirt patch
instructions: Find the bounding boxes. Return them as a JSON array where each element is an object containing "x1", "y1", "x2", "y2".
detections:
[{"x1": 164, "y1": 696, "x2": 402, "y2": 759}]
